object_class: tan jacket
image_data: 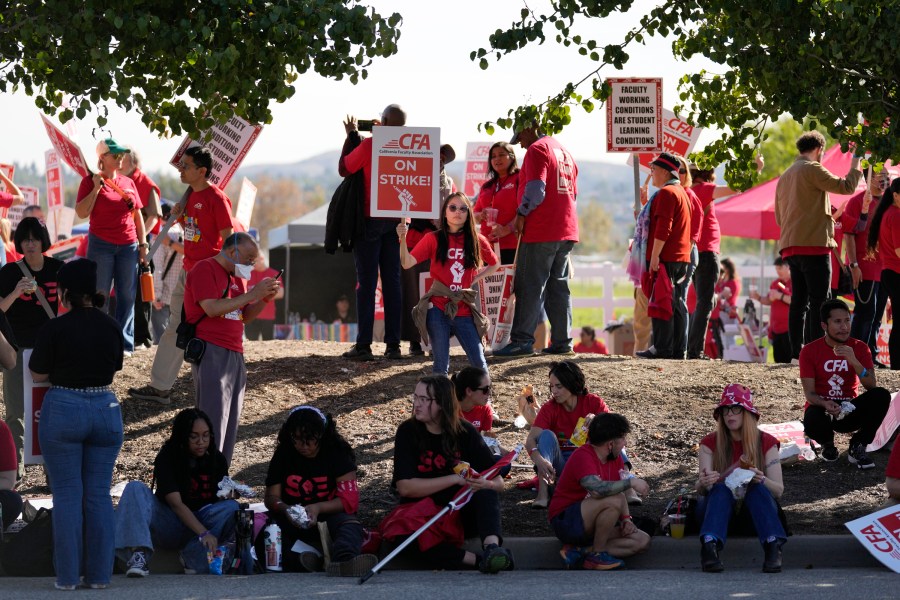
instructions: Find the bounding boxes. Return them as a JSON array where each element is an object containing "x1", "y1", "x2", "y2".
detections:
[
  {"x1": 774, "y1": 156, "x2": 861, "y2": 250},
  {"x1": 412, "y1": 280, "x2": 489, "y2": 346}
]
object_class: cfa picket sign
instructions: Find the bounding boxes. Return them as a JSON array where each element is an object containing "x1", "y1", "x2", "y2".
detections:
[
  {"x1": 169, "y1": 115, "x2": 262, "y2": 189},
  {"x1": 23, "y1": 349, "x2": 51, "y2": 465},
  {"x1": 39, "y1": 115, "x2": 90, "y2": 178},
  {"x1": 627, "y1": 109, "x2": 704, "y2": 171},
  {"x1": 846, "y1": 504, "x2": 900, "y2": 573},
  {"x1": 606, "y1": 78, "x2": 663, "y2": 153},
  {"x1": 45, "y1": 149, "x2": 64, "y2": 209},
  {"x1": 371, "y1": 126, "x2": 440, "y2": 219},
  {"x1": 462, "y1": 142, "x2": 493, "y2": 197}
]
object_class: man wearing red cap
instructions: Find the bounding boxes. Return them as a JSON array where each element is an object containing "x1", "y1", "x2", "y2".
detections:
[
  {"x1": 799, "y1": 299, "x2": 890, "y2": 467},
  {"x1": 636, "y1": 152, "x2": 691, "y2": 359}
]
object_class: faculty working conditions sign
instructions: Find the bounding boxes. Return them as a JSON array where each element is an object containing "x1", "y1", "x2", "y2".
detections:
[
  {"x1": 371, "y1": 126, "x2": 440, "y2": 219},
  {"x1": 605, "y1": 78, "x2": 663, "y2": 153}
]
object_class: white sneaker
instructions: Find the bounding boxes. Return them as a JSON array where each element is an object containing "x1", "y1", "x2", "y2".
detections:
[
  {"x1": 126, "y1": 550, "x2": 150, "y2": 577},
  {"x1": 123, "y1": 351, "x2": 134, "y2": 358}
]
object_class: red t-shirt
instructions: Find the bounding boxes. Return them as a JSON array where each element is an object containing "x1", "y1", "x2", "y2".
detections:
[
  {"x1": 180, "y1": 185, "x2": 234, "y2": 272},
  {"x1": 0, "y1": 420, "x2": 16, "y2": 472},
  {"x1": 699, "y1": 431, "x2": 780, "y2": 468},
  {"x1": 879, "y1": 205, "x2": 900, "y2": 274},
  {"x1": 461, "y1": 403, "x2": 495, "y2": 433},
  {"x1": 517, "y1": 136, "x2": 579, "y2": 244},
  {"x1": 533, "y1": 393, "x2": 610, "y2": 450},
  {"x1": 548, "y1": 444, "x2": 624, "y2": 520},
  {"x1": 841, "y1": 190, "x2": 880, "y2": 281},
  {"x1": 780, "y1": 246, "x2": 831, "y2": 257},
  {"x1": 686, "y1": 186, "x2": 703, "y2": 245},
  {"x1": 249, "y1": 267, "x2": 279, "y2": 320},
  {"x1": 574, "y1": 340, "x2": 608, "y2": 354},
  {"x1": 130, "y1": 168, "x2": 162, "y2": 234},
  {"x1": 711, "y1": 279, "x2": 740, "y2": 320},
  {"x1": 410, "y1": 231, "x2": 498, "y2": 317},
  {"x1": 887, "y1": 441, "x2": 900, "y2": 479},
  {"x1": 77, "y1": 174, "x2": 143, "y2": 245},
  {"x1": 768, "y1": 278, "x2": 791, "y2": 335},
  {"x1": 184, "y1": 258, "x2": 249, "y2": 353},
  {"x1": 342, "y1": 136, "x2": 374, "y2": 217},
  {"x1": 648, "y1": 185, "x2": 691, "y2": 263},
  {"x1": 692, "y1": 182, "x2": 720, "y2": 253},
  {"x1": 0, "y1": 191, "x2": 13, "y2": 208},
  {"x1": 473, "y1": 172, "x2": 520, "y2": 250},
  {"x1": 799, "y1": 336, "x2": 873, "y2": 408}
]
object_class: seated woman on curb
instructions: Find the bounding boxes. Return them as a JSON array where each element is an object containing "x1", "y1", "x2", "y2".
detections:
[
  {"x1": 263, "y1": 406, "x2": 376, "y2": 577},
  {"x1": 380, "y1": 375, "x2": 514, "y2": 574},
  {"x1": 525, "y1": 361, "x2": 639, "y2": 508},
  {"x1": 696, "y1": 384, "x2": 786, "y2": 573},
  {"x1": 451, "y1": 366, "x2": 497, "y2": 437},
  {"x1": 548, "y1": 413, "x2": 650, "y2": 570},
  {"x1": 115, "y1": 409, "x2": 239, "y2": 576}
]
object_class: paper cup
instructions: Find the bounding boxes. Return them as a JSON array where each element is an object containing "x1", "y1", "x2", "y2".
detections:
[
  {"x1": 669, "y1": 513, "x2": 686, "y2": 539},
  {"x1": 485, "y1": 208, "x2": 499, "y2": 226}
]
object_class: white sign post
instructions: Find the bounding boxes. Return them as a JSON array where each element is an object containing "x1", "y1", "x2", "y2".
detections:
[
  {"x1": 371, "y1": 126, "x2": 440, "y2": 219},
  {"x1": 235, "y1": 177, "x2": 257, "y2": 231}
]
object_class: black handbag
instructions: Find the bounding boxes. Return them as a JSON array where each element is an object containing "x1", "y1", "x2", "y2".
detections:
[
  {"x1": 0, "y1": 507, "x2": 54, "y2": 576},
  {"x1": 832, "y1": 249, "x2": 854, "y2": 295},
  {"x1": 176, "y1": 274, "x2": 232, "y2": 354}
]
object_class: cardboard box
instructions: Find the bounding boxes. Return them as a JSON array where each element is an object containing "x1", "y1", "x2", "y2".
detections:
[{"x1": 608, "y1": 322, "x2": 635, "y2": 356}]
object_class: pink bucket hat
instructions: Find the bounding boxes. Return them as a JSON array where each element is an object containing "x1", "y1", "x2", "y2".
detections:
[{"x1": 714, "y1": 383, "x2": 760, "y2": 419}]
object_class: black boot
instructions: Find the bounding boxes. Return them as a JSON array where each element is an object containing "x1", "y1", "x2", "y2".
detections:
[
  {"x1": 762, "y1": 540, "x2": 782, "y2": 573},
  {"x1": 701, "y1": 540, "x2": 724, "y2": 572}
]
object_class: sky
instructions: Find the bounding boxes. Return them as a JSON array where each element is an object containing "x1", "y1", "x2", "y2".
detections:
[{"x1": 0, "y1": 0, "x2": 720, "y2": 175}]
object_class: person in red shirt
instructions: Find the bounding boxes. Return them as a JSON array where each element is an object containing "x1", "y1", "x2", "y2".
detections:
[
  {"x1": 844, "y1": 170, "x2": 892, "y2": 364},
  {"x1": 525, "y1": 361, "x2": 612, "y2": 508},
  {"x1": 574, "y1": 326, "x2": 608, "y2": 355},
  {"x1": 750, "y1": 257, "x2": 793, "y2": 363},
  {"x1": 799, "y1": 299, "x2": 891, "y2": 467},
  {"x1": 867, "y1": 177, "x2": 900, "y2": 369},
  {"x1": 548, "y1": 413, "x2": 650, "y2": 571},
  {"x1": 0, "y1": 168, "x2": 25, "y2": 212},
  {"x1": 0, "y1": 419, "x2": 23, "y2": 528},
  {"x1": 399, "y1": 192, "x2": 499, "y2": 375},
  {"x1": 245, "y1": 254, "x2": 284, "y2": 341},
  {"x1": 709, "y1": 258, "x2": 740, "y2": 359},
  {"x1": 338, "y1": 104, "x2": 406, "y2": 362},
  {"x1": 129, "y1": 146, "x2": 234, "y2": 405},
  {"x1": 636, "y1": 152, "x2": 691, "y2": 360},
  {"x1": 451, "y1": 366, "x2": 496, "y2": 436},
  {"x1": 886, "y1": 439, "x2": 900, "y2": 505},
  {"x1": 473, "y1": 142, "x2": 521, "y2": 265},
  {"x1": 696, "y1": 385, "x2": 786, "y2": 573},
  {"x1": 76, "y1": 137, "x2": 147, "y2": 355},
  {"x1": 494, "y1": 124, "x2": 579, "y2": 357},
  {"x1": 183, "y1": 233, "x2": 279, "y2": 463}
]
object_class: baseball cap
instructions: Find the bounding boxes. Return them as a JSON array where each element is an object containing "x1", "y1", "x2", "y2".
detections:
[{"x1": 96, "y1": 138, "x2": 131, "y2": 158}]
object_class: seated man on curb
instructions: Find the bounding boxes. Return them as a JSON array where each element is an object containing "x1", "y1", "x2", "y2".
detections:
[
  {"x1": 800, "y1": 299, "x2": 891, "y2": 468},
  {"x1": 547, "y1": 413, "x2": 651, "y2": 571}
]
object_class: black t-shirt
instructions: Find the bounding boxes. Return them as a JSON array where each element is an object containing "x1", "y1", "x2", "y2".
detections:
[
  {"x1": 0, "y1": 310, "x2": 17, "y2": 351},
  {"x1": 391, "y1": 419, "x2": 496, "y2": 506},
  {"x1": 0, "y1": 258, "x2": 63, "y2": 347},
  {"x1": 29, "y1": 306, "x2": 124, "y2": 387},
  {"x1": 265, "y1": 443, "x2": 356, "y2": 506},
  {"x1": 153, "y1": 443, "x2": 230, "y2": 512}
]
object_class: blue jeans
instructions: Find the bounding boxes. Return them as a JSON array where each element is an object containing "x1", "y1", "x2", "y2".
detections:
[
  {"x1": 536, "y1": 429, "x2": 631, "y2": 476},
  {"x1": 510, "y1": 240, "x2": 575, "y2": 350},
  {"x1": 39, "y1": 387, "x2": 123, "y2": 587},
  {"x1": 426, "y1": 306, "x2": 487, "y2": 375},
  {"x1": 698, "y1": 482, "x2": 786, "y2": 546},
  {"x1": 88, "y1": 233, "x2": 139, "y2": 352},
  {"x1": 352, "y1": 219, "x2": 401, "y2": 347},
  {"x1": 114, "y1": 481, "x2": 239, "y2": 573}
]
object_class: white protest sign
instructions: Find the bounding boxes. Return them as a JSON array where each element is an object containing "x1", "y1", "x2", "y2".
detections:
[
  {"x1": 606, "y1": 78, "x2": 663, "y2": 153},
  {"x1": 758, "y1": 421, "x2": 819, "y2": 462},
  {"x1": 627, "y1": 109, "x2": 704, "y2": 171},
  {"x1": 47, "y1": 205, "x2": 76, "y2": 243},
  {"x1": 45, "y1": 149, "x2": 64, "y2": 209},
  {"x1": 462, "y1": 142, "x2": 493, "y2": 197},
  {"x1": 846, "y1": 504, "x2": 900, "y2": 572},
  {"x1": 39, "y1": 114, "x2": 90, "y2": 178},
  {"x1": 24, "y1": 349, "x2": 51, "y2": 465},
  {"x1": 371, "y1": 126, "x2": 440, "y2": 219},
  {"x1": 20, "y1": 185, "x2": 39, "y2": 207},
  {"x1": 235, "y1": 177, "x2": 257, "y2": 230},
  {"x1": 867, "y1": 391, "x2": 900, "y2": 452},
  {"x1": 169, "y1": 115, "x2": 262, "y2": 189}
]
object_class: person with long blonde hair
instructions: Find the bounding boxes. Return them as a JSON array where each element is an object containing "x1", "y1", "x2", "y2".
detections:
[{"x1": 696, "y1": 384, "x2": 786, "y2": 573}]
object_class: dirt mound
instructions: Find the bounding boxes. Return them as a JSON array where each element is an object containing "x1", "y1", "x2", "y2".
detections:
[{"x1": 18, "y1": 341, "x2": 900, "y2": 536}]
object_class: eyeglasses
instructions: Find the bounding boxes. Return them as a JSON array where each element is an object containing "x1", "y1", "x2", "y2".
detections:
[
  {"x1": 188, "y1": 432, "x2": 211, "y2": 443},
  {"x1": 291, "y1": 433, "x2": 321, "y2": 445},
  {"x1": 104, "y1": 152, "x2": 124, "y2": 159},
  {"x1": 720, "y1": 405, "x2": 744, "y2": 416},
  {"x1": 446, "y1": 204, "x2": 468, "y2": 213},
  {"x1": 412, "y1": 393, "x2": 434, "y2": 405}
]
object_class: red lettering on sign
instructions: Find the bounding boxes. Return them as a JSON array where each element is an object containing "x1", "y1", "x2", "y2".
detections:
[
  {"x1": 861, "y1": 524, "x2": 895, "y2": 552},
  {"x1": 399, "y1": 134, "x2": 432, "y2": 150}
]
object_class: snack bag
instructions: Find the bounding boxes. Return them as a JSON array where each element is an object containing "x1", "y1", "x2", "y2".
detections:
[
  {"x1": 453, "y1": 461, "x2": 472, "y2": 480},
  {"x1": 208, "y1": 545, "x2": 227, "y2": 576},
  {"x1": 569, "y1": 414, "x2": 595, "y2": 447}
]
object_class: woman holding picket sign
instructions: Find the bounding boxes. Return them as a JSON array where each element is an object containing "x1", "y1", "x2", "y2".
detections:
[
  {"x1": 398, "y1": 192, "x2": 499, "y2": 375},
  {"x1": 473, "y1": 142, "x2": 520, "y2": 265},
  {"x1": 0, "y1": 217, "x2": 63, "y2": 482},
  {"x1": 76, "y1": 137, "x2": 148, "y2": 356}
]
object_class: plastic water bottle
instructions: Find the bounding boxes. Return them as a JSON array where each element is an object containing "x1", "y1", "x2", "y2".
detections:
[{"x1": 263, "y1": 522, "x2": 282, "y2": 572}]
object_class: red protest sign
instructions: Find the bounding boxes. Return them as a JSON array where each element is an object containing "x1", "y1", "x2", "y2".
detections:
[
  {"x1": 45, "y1": 149, "x2": 64, "y2": 209},
  {"x1": 170, "y1": 115, "x2": 262, "y2": 190},
  {"x1": 371, "y1": 126, "x2": 440, "y2": 219},
  {"x1": 628, "y1": 109, "x2": 704, "y2": 171},
  {"x1": 39, "y1": 114, "x2": 90, "y2": 178},
  {"x1": 462, "y1": 142, "x2": 492, "y2": 197},
  {"x1": 606, "y1": 78, "x2": 663, "y2": 153},
  {"x1": 0, "y1": 163, "x2": 13, "y2": 218}
]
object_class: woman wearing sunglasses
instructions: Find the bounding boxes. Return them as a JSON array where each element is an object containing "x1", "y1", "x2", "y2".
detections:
[
  {"x1": 398, "y1": 193, "x2": 499, "y2": 375},
  {"x1": 451, "y1": 366, "x2": 496, "y2": 437},
  {"x1": 696, "y1": 384, "x2": 786, "y2": 573},
  {"x1": 263, "y1": 406, "x2": 375, "y2": 576}
]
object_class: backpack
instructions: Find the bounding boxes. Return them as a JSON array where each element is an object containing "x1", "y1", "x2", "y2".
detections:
[{"x1": 0, "y1": 507, "x2": 54, "y2": 576}]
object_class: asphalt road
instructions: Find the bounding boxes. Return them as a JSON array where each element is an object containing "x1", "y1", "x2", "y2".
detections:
[{"x1": 1, "y1": 568, "x2": 897, "y2": 600}]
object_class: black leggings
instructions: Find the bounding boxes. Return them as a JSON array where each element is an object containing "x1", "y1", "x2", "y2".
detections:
[
  {"x1": 881, "y1": 269, "x2": 900, "y2": 369},
  {"x1": 803, "y1": 387, "x2": 892, "y2": 448},
  {"x1": 274, "y1": 510, "x2": 364, "y2": 569},
  {"x1": 417, "y1": 489, "x2": 504, "y2": 568}
]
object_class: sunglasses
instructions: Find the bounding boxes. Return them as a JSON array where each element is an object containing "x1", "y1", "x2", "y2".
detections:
[
  {"x1": 474, "y1": 385, "x2": 492, "y2": 395},
  {"x1": 446, "y1": 204, "x2": 468, "y2": 213}
]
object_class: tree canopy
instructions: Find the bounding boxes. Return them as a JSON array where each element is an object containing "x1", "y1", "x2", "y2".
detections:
[
  {"x1": 0, "y1": 1, "x2": 401, "y2": 138},
  {"x1": 474, "y1": 1, "x2": 899, "y2": 189}
]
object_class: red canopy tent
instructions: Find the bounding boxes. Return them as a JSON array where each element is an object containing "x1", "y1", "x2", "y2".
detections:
[{"x1": 715, "y1": 145, "x2": 866, "y2": 240}]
